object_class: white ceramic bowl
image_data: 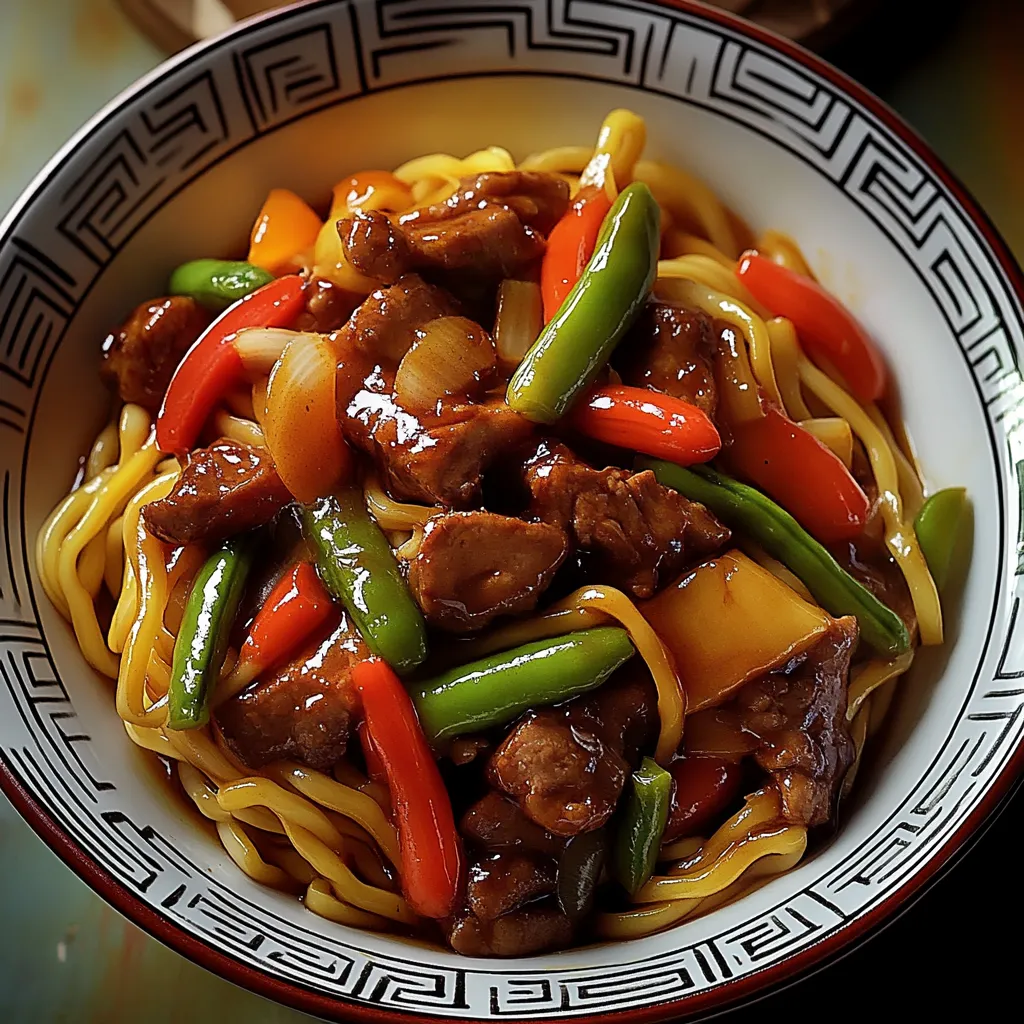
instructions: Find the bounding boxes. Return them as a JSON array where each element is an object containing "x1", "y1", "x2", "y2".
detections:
[{"x1": 2, "y1": 1, "x2": 1022, "y2": 1020}]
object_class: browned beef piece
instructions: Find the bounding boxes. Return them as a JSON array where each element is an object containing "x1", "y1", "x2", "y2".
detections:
[
  {"x1": 341, "y1": 273, "x2": 461, "y2": 363},
  {"x1": 216, "y1": 616, "x2": 366, "y2": 770},
  {"x1": 371, "y1": 401, "x2": 534, "y2": 509},
  {"x1": 489, "y1": 710, "x2": 629, "y2": 837},
  {"x1": 448, "y1": 904, "x2": 573, "y2": 957},
  {"x1": 466, "y1": 851, "x2": 557, "y2": 922},
  {"x1": 408, "y1": 512, "x2": 568, "y2": 632},
  {"x1": 402, "y1": 171, "x2": 570, "y2": 235},
  {"x1": 101, "y1": 296, "x2": 210, "y2": 413},
  {"x1": 144, "y1": 438, "x2": 291, "y2": 545},
  {"x1": 460, "y1": 792, "x2": 565, "y2": 858},
  {"x1": 573, "y1": 663, "x2": 659, "y2": 763},
  {"x1": 341, "y1": 207, "x2": 547, "y2": 286},
  {"x1": 617, "y1": 303, "x2": 718, "y2": 418},
  {"x1": 733, "y1": 616, "x2": 858, "y2": 827},
  {"x1": 524, "y1": 441, "x2": 730, "y2": 597},
  {"x1": 292, "y1": 278, "x2": 361, "y2": 334}
]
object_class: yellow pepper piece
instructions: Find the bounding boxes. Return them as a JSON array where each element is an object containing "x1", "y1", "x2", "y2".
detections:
[
  {"x1": 248, "y1": 188, "x2": 322, "y2": 273},
  {"x1": 643, "y1": 550, "x2": 832, "y2": 713}
]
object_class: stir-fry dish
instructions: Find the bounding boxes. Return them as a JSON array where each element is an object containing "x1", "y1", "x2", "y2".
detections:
[{"x1": 37, "y1": 110, "x2": 968, "y2": 956}]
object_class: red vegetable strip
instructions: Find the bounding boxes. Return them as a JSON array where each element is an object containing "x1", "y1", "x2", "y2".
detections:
[
  {"x1": 234, "y1": 562, "x2": 333, "y2": 683},
  {"x1": 569, "y1": 385, "x2": 721, "y2": 466},
  {"x1": 540, "y1": 185, "x2": 614, "y2": 322},
  {"x1": 736, "y1": 252, "x2": 887, "y2": 403},
  {"x1": 357, "y1": 721, "x2": 388, "y2": 786},
  {"x1": 354, "y1": 658, "x2": 463, "y2": 919},
  {"x1": 157, "y1": 274, "x2": 305, "y2": 455},
  {"x1": 728, "y1": 406, "x2": 870, "y2": 543}
]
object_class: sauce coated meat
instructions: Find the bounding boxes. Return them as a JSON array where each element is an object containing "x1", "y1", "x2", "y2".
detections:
[
  {"x1": 217, "y1": 615, "x2": 366, "y2": 770},
  {"x1": 525, "y1": 441, "x2": 730, "y2": 597},
  {"x1": 408, "y1": 511, "x2": 568, "y2": 632},
  {"x1": 144, "y1": 438, "x2": 291, "y2": 545},
  {"x1": 101, "y1": 296, "x2": 210, "y2": 413}
]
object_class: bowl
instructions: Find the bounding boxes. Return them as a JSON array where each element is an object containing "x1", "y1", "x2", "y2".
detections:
[{"x1": 1, "y1": 0, "x2": 1022, "y2": 1020}]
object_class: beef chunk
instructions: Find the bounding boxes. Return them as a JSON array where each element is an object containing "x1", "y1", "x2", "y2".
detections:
[
  {"x1": 404, "y1": 171, "x2": 570, "y2": 235},
  {"x1": 466, "y1": 851, "x2": 557, "y2": 922},
  {"x1": 101, "y1": 296, "x2": 210, "y2": 413},
  {"x1": 408, "y1": 512, "x2": 568, "y2": 632},
  {"x1": 460, "y1": 792, "x2": 565, "y2": 858},
  {"x1": 216, "y1": 616, "x2": 366, "y2": 770},
  {"x1": 525, "y1": 441, "x2": 730, "y2": 597},
  {"x1": 489, "y1": 710, "x2": 629, "y2": 837},
  {"x1": 365, "y1": 401, "x2": 534, "y2": 509},
  {"x1": 338, "y1": 172, "x2": 568, "y2": 286},
  {"x1": 576, "y1": 663, "x2": 659, "y2": 764},
  {"x1": 341, "y1": 207, "x2": 546, "y2": 285},
  {"x1": 448, "y1": 904, "x2": 573, "y2": 957},
  {"x1": 734, "y1": 616, "x2": 858, "y2": 827},
  {"x1": 617, "y1": 303, "x2": 718, "y2": 418},
  {"x1": 293, "y1": 278, "x2": 361, "y2": 334},
  {"x1": 143, "y1": 438, "x2": 291, "y2": 545}
]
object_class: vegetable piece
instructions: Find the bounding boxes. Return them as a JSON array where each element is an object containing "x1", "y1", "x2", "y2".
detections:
[
  {"x1": 568, "y1": 385, "x2": 721, "y2": 466},
  {"x1": 800, "y1": 417, "x2": 853, "y2": 469},
  {"x1": 248, "y1": 188, "x2": 322, "y2": 273},
  {"x1": 507, "y1": 182, "x2": 660, "y2": 423},
  {"x1": 540, "y1": 186, "x2": 614, "y2": 322},
  {"x1": 393, "y1": 316, "x2": 495, "y2": 411},
  {"x1": 411, "y1": 627, "x2": 635, "y2": 745},
  {"x1": 302, "y1": 490, "x2": 428, "y2": 674},
  {"x1": 232, "y1": 562, "x2": 334, "y2": 687},
  {"x1": 157, "y1": 275, "x2": 306, "y2": 456},
  {"x1": 494, "y1": 279, "x2": 543, "y2": 366},
  {"x1": 233, "y1": 327, "x2": 297, "y2": 375},
  {"x1": 264, "y1": 331, "x2": 352, "y2": 503},
  {"x1": 728, "y1": 406, "x2": 870, "y2": 544},
  {"x1": 613, "y1": 757, "x2": 672, "y2": 896},
  {"x1": 169, "y1": 259, "x2": 275, "y2": 313},
  {"x1": 736, "y1": 251, "x2": 888, "y2": 403},
  {"x1": 557, "y1": 829, "x2": 609, "y2": 923},
  {"x1": 914, "y1": 487, "x2": 968, "y2": 591},
  {"x1": 354, "y1": 657, "x2": 463, "y2": 919},
  {"x1": 643, "y1": 549, "x2": 833, "y2": 712},
  {"x1": 640, "y1": 458, "x2": 911, "y2": 657},
  {"x1": 664, "y1": 757, "x2": 745, "y2": 842},
  {"x1": 168, "y1": 539, "x2": 253, "y2": 730}
]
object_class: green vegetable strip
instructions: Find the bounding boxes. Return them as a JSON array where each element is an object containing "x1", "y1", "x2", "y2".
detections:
[
  {"x1": 641, "y1": 457, "x2": 911, "y2": 657},
  {"x1": 411, "y1": 627, "x2": 635, "y2": 745},
  {"x1": 914, "y1": 487, "x2": 968, "y2": 592},
  {"x1": 302, "y1": 491, "x2": 428, "y2": 674},
  {"x1": 613, "y1": 757, "x2": 672, "y2": 896},
  {"x1": 168, "y1": 539, "x2": 253, "y2": 730},
  {"x1": 506, "y1": 182, "x2": 661, "y2": 423},
  {"x1": 557, "y1": 829, "x2": 609, "y2": 923},
  {"x1": 169, "y1": 259, "x2": 275, "y2": 312}
]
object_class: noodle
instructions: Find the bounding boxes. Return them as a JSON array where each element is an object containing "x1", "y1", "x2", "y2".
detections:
[
  {"x1": 765, "y1": 317, "x2": 814, "y2": 421},
  {"x1": 363, "y1": 474, "x2": 438, "y2": 529},
  {"x1": 754, "y1": 230, "x2": 816, "y2": 278},
  {"x1": 216, "y1": 820, "x2": 295, "y2": 889}
]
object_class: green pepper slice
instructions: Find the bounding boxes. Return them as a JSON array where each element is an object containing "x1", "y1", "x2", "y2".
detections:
[
  {"x1": 411, "y1": 627, "x2": 635, "y2": 745},
  {"x1": 506, "y1": 182, "x2": 661, "y2": 423},
  {"x1": 914, "y1": 487, "x2": 968, "y2": 592},
  {"x1": 169, "y1": 259, "x2": 275, "y2": 312},
  {"x1": 613, "y1": 757, "x2": 672, "y2": 896},
  {"x1": 641, "y1": 457, "x2": 910, "y2": 657},
  {"x1": 302, "y1": 490, "x2": 428, "y2": 674},
  {"x1": 168, "y1": 538, "x2": 253, "y2": 730},
  {"x1": 557, "y1": 829, "x2": 609, "y2": 923}
]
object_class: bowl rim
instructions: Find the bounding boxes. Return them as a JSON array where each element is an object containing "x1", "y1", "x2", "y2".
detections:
[{"x1": 2, "y1": 0, "x2": 1023, "y2": 1020}]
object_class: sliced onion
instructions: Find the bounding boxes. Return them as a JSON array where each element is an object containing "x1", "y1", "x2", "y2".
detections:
[
  {"x1": 235, "y1": 327, "x2": 299, "y2": 376},
  {"x1": 264, "y1": 332, "x2": 352, "y2": 503},
  {"x1": 494, "y1": 280, "x2": 542, "y2": 367},
  {"x1": 394, "y1": 316, "x2": 495, "y2": 412}
]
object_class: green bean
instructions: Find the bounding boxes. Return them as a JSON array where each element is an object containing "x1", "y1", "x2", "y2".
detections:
[{"x1": 169, "y1": 259, "x2": 274, "y2": 312}]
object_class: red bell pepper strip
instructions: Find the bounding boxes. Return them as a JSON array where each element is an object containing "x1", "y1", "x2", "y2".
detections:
[
  {"x1": 728, "y1": 406, "x2": 870, "y2": 543},
  {"x1": 156, "y1": 274, "x2": 306, "y2": 455},
  {"x1": 568, "y1": 385, "x2": 722, "y2": 466},
  {"x1": 357, "y1": 721, "x2": 388, "y2": 786},
  {"x1": 540, "y1": 185, "x2": 614, "y2": 323},
  {"x1": 354, "y1": 657, "x2": 464, "y2": 920},
  {"x1": 736, "y1": 252, "x2": 887, "y2": 403},
  {"x1": 232, "y1": 561, "x2": 334, "y2": 687}
]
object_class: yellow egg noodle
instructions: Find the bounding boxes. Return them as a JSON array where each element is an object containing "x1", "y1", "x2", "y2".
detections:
[{"x1": 35, "y1": 109, "x2": 937, "y2": 944}]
